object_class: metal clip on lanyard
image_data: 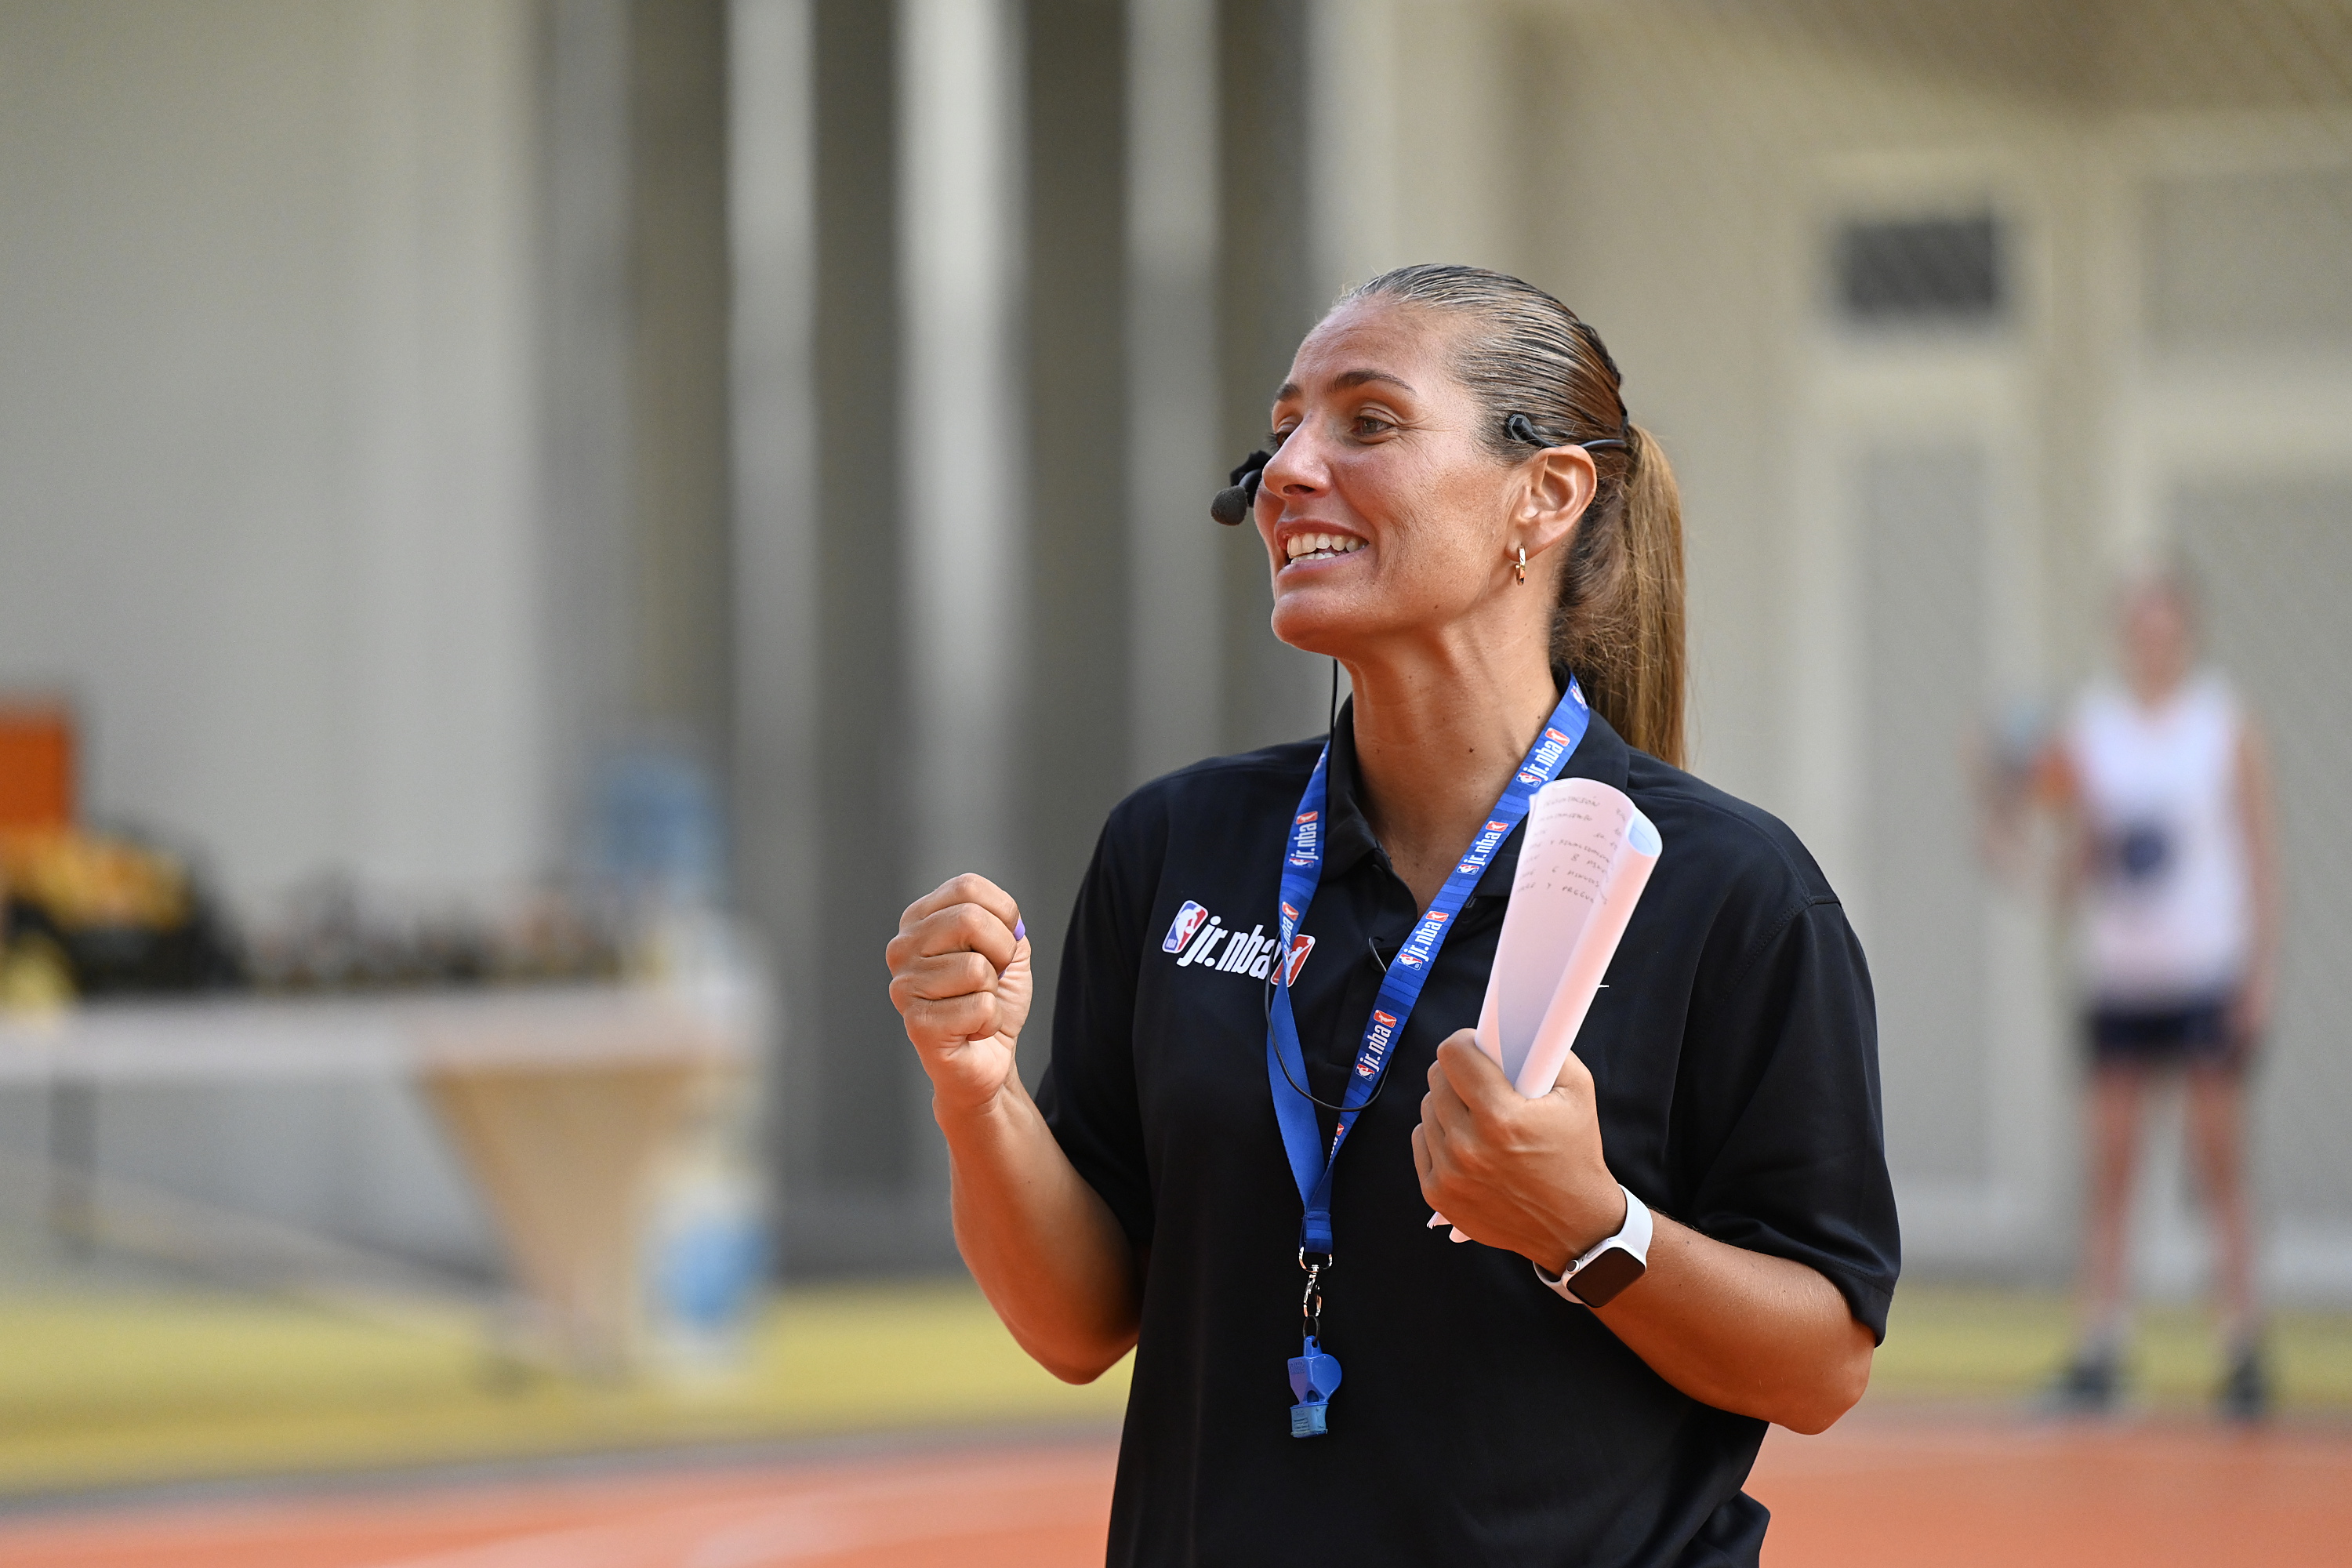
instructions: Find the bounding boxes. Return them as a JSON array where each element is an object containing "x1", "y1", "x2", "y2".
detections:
[{"x1": 1265, "y1": 681, "x2": 1592, "y2": 1438}]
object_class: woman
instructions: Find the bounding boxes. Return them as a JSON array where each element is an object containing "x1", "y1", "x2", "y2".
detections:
[
  {"x1": 2037, "y1": 568, "x2": 2279, "y2": 1419},
  {"x1": 886, "y1": 265, "x2": 1897, "y2": 1566}
]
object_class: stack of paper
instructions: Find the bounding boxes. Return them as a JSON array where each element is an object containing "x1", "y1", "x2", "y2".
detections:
[{"x1": 1431, "y1": 775, "x2": 1661, "y2": 1242}]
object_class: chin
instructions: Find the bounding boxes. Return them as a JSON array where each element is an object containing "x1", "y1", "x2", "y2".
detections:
[{"x1": 1269, "y1": 586, "x2": 1377, "y2": 658}]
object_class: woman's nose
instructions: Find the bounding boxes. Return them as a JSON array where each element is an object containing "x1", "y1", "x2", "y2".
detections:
[{"x1": 1261, "y1": 431, "x2": 1324, "y2": 498}]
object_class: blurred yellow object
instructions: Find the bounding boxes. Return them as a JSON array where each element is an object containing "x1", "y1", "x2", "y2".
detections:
[
  {"x1": 0, "y1": 829, "x2": 191, "y2": 932},
  {"x1": 0, "y1": 932, "x2": 74, "y2": 1013},
  {"x1": 0, "y1": 1280, "x2": 1131, "y2": 1497}
]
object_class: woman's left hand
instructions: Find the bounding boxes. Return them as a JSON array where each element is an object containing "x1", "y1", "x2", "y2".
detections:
[{"x1": 1412, "y1": 1030, "x2": 1624, "y2": 1275}]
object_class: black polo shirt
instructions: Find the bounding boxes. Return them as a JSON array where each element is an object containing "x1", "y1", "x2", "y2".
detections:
[{"x1": 1036, "y1": 702, "x2": 1898, "y2": 1568}]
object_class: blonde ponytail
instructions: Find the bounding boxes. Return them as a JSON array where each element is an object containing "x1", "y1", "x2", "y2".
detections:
[{"x1": 1555, "y1": 424, "x2": 1687, "y2": 768}]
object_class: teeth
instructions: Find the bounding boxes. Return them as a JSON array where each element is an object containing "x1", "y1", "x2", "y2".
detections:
[{"x1": 1286, "y1": 534, "x2": 1363, "y2": 562}]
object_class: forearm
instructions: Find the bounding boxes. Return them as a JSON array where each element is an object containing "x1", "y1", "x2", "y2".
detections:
[
  {"x1": 1590, "y1": 1213, "x2": 1874, "y2": 1433},
  {"x1": 938, "y1": 1078, "x2": 1142, "y2": 1383},
  {"x1": 1416, "y1": 1036, "x2": 1876, "y2": 1432}
]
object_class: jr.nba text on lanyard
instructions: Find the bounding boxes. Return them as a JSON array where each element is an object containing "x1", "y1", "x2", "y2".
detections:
[{"x1": 1265, "y1": 681, "x2": 1592, "y2": 1437}]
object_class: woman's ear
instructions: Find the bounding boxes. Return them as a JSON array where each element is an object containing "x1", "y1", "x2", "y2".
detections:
[{"x1": 1516, "y1": 445, "x2": 1598, "y2": 562}]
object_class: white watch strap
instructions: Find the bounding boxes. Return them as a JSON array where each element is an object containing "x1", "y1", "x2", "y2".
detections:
[{"x1": 1534, "y1": 1185, "x2": 1653, "y2": 1305}]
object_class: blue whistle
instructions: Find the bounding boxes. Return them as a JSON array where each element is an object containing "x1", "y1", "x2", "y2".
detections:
[{"x1": 1287, "y1": 1336, "x2": 1343, "y2": 1438}]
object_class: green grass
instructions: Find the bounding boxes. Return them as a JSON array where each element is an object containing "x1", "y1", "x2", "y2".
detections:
[
  {"x1": 1869, "y1": 1285, "x2": 2352, "y2": 1412},
  {"x1": 0, "y1": 1279, "x2": 1128, "y2": 1497},
  {"x1": 0, "y1": 1279, "x2": 2346, "y2": 1499}
]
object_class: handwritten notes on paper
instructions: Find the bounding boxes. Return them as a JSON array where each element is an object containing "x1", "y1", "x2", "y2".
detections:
[
  {"x1": 1479, "y1": 777, "x2": 1661, "y2": 1098},
  {"x1": 1431, "y1": 777, "x2": 1661, "y2": 1242}
]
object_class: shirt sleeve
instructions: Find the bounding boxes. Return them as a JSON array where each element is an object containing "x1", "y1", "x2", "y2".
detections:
[
  {"x1": 1675, "y1": 897, "x2": 1902, "y2": 1342},
  {"x1": 1033, "y1": 804, "x2": 1156, "y2": 1246}
]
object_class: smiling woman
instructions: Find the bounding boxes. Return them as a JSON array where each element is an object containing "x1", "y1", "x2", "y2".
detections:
[{"x1": 885, "y1": 264, "x2": 1899, "y2": 1568}]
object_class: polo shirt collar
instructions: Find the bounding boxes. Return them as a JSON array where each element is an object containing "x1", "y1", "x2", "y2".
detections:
[
  {"x1": 1319, "y1": 692, "x2": 1633, "y2": 898},
  {"x1": 1319, "y1": 699, "x2": 1384, "y2": 881}
]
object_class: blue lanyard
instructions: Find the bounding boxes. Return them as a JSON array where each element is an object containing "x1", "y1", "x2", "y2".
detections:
[{"x1": 1265, "y1": 680, "x2": 1592, "y2": 1259}]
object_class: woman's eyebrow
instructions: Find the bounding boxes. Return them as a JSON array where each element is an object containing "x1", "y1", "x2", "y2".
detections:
[{"x1": 1271, "y1": 368, "x2": 1418, "y2": 403}]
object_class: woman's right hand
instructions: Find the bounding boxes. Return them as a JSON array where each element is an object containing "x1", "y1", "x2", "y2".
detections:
[
  {"x1": 887, "y1": 875, "x2": 1138, "y2": 1383},
  {"x1": 887, "y1": 874, "x2": 1033, "y2": 1117}
]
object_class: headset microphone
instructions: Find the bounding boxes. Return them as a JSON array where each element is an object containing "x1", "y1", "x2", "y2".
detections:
[
  {"x1": 1206, "y1": 446, "x2": 1339, "y2": 742},
  {"x1": 1210, "y1": 449, "x2": 1272, "y2": 526}
]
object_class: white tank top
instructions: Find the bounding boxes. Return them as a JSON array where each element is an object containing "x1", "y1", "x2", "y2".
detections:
[{"x1": 2064, "y1": 670, "x2": 2250, "y2": 1004}]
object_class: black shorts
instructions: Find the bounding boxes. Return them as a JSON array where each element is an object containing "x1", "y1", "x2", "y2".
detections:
[{"x1": 2087, "y1": 991, "x2": 2238, "y2": 1069}]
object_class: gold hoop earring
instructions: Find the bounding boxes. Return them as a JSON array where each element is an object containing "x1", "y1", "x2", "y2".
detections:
[{"x1": 1514, "y1": 546, "x2": 1527, "y2": 586}]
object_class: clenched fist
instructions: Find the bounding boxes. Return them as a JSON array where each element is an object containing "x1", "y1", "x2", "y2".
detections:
[{"x1": 886, "y1": 873, "x2": 1033, "y2": 1118}]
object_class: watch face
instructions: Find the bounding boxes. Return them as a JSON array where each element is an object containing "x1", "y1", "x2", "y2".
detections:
[{"x1": 1566, "y1": 1247, "x2": 1646, "y2": 1308}]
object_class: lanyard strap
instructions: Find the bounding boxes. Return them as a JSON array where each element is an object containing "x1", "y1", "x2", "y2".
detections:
[{"x1": 1265, "y1": 681, "x2": 1592, "y2": 1257}]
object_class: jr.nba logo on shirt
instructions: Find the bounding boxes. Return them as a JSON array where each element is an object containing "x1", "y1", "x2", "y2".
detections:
[
  {"x1": 1163, "y1": 901, "x2": 1209, "y2": 953},
  {"x1": 1162, "y1": 900, "x2": 1306, "y2": 985}
]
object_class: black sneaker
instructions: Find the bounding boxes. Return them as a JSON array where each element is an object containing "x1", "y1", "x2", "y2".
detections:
[
  {"x1": 2218, "y1": 1348, "x2": 2271, "y2": 1423},
  {"x1": 2042, "y1": 1351, "x2": 2121, "y2": 1415}
]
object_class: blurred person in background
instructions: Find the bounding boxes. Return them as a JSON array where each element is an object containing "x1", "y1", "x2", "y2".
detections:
[
  {"x1": 887, "y1": 265, "x2": 1896, "y2": 1566},
  {"x1": 2034, "y1": 566, "x2": 2281, "y2": 1419}
]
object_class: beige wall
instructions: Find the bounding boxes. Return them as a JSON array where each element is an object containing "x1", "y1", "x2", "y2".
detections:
[{"x1": 0, "y1": 0, "x2": 551, "y2": 909}]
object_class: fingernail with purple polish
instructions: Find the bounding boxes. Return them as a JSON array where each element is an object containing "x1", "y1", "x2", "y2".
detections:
[{"x1": 1014, "y1": 919, "x2": 1026, "y2": 942}]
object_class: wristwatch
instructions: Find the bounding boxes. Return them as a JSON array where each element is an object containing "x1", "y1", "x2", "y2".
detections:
[{"x1": 1534, "y1": 1185, "x2": 1653, "y2": 1308}]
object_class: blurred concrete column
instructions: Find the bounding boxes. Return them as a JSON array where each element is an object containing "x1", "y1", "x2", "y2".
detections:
[
  {"x1": 902, "y1": 0, "x2": 1025, "y2": 1236},
  {"x1": 538, "y1": 0, "x2": 733, "y2": 824},
  {"x1": 775, "y1": 0, "x2": 922, "y2": 1266},
  {"x1": 729, "y1": 0, "x2": 1340, "y2": 1272},
  {"x1": 540, "y1": 0, "x2": 637, "y2": 864},
  {"x1": 1305, "y1": 0, "x2": 1402, "y2": 299},
  {"x1": 350, "y1": 0, "x2": 553, "y2": 894},
  {"x1": 626, "y1": 0, "x2": 735, "y2": 758},
  {"x1": 1014, "y1": 0, "x2": 1128, "y2": 1066},
  {"x1": 726, "y1": 0, "x2": 826, "y2": 1265},
  {"x1": 1216, "y1": 0, "x2": 1330, "y2": 753},
  {"x1": 904, "y1": 0, "x2": 1025, "y2": 896},
  {"x1": 1127, "y1": 0, "x2": 1221, "y2": 782}
]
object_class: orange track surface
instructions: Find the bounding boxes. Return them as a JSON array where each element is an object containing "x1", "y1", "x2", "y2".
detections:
[
  {"x1": 0, "y1": 1445, "x2": 1119, "y2": 1568},
  {"x1": 2, "y1": 1414, "x2": 2348, "y2": 1567},
  {"x1": 1750, "y1": 1416, "x2": 2352, "y2": 1567}
]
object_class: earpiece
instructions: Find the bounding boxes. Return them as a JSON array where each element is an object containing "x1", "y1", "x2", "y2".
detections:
[{"x1": 1504, "y1": 412, "x2": 1630, "y2": 453}]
